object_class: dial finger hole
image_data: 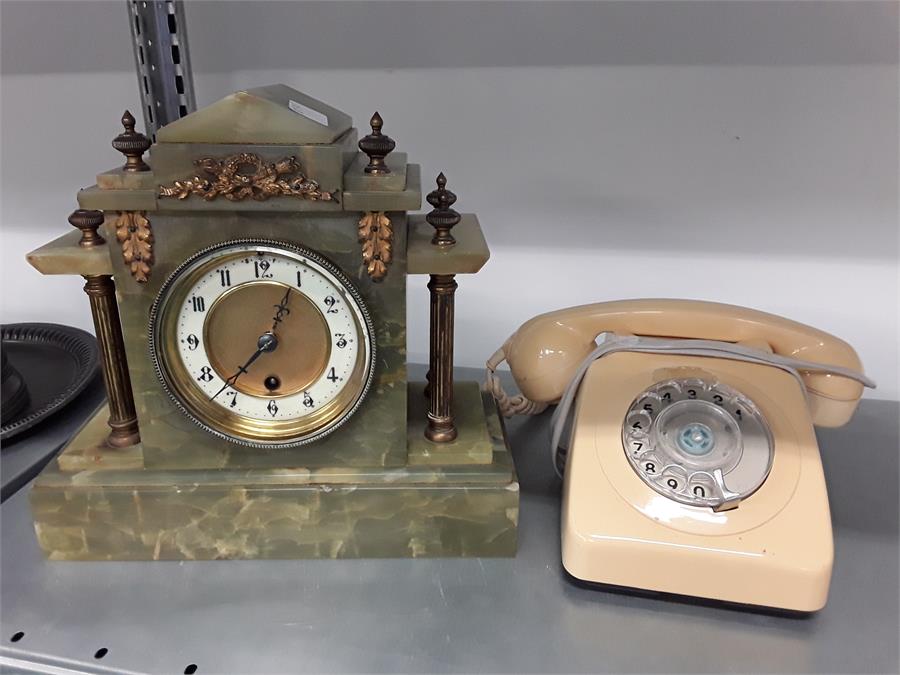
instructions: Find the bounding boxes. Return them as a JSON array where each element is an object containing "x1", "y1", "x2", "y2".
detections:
[
  {"x1": 681, "y1": 379, "x2": 708, "y2": 400},
  {"x1": 660, "y1": 473, "x2": 683, "y2": 493},
  {"x1": 729, "y1": 397, "x2": 751, "y2": 424},
  {"x1": 637, "y1": 394, "x2": 662, "y2": 417},
  {"x1": 639, "y1": 454, "x2": 662, "y2": 476},
  {"x1": 660, "y1": 464, "x2": 688, "y2": 493},
  {"x1": 627, "y1": 437, "x2": 649, "y2": 456},
  {"x1": 626, "y1": 410, "x2": 652, "y2": 436},
  {"x1": 656, "y1": 383, "x2": 681, "y2": 406},
  {"x1": 710, "y1": 389, "x2": 727, "y2": 407},
  {"x1": 688, "y1": 472, "x2": 716, "y2": 500},
  {"x1": 695, "y1": 385, "x2": 721, "y2": 404}
]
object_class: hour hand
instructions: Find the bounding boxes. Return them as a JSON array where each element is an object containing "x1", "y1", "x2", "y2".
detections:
[{"x1": 210, "y1": 332, "x2": 278, "y2": 401}]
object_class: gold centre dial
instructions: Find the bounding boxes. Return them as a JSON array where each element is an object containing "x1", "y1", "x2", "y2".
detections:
[
  {"x1": 204, "y1": 281, "x2": 331, "y2": 398},
  {"x1": 149, "y1": 239, "x2": 376, "y2": 448}
]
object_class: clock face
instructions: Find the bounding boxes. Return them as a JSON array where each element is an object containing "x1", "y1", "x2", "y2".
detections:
[{"x1": 149, "y1": 239, "x2": 375, "y2": 448}]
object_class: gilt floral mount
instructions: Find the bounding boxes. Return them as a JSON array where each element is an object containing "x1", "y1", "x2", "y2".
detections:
[
  {"x1": 115, "y1": 211, "x2": 154, "y2": 283},
  {"x1": 357, "y1": 212, "x2": 393, "y2": 282},
  {"x1": 158, "y1": 153, "x2": 337, "y2": 203}
]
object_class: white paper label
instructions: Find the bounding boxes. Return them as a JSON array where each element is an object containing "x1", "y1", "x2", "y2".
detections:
[{"x1": 289, "y1": 100, "x2": 328, "y2": 127}]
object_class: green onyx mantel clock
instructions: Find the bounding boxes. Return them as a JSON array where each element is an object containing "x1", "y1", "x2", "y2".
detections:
[{"x1": 26, "y1": 85, "x2": 517, "y2": 560}]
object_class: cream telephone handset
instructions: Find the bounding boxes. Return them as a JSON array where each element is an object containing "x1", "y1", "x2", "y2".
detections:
[{"x1": 486, "y1": 299, "x2": 875, "y2": 612}]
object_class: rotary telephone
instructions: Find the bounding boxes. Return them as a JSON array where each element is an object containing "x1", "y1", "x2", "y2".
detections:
[{"x1": 486, "y1": 299, "x2": 875, "y2": 612}]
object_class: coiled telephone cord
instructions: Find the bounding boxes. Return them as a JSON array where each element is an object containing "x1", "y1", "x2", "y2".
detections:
[{"x1": 484, "y1": 348, "x2": 549, "y2": 418}]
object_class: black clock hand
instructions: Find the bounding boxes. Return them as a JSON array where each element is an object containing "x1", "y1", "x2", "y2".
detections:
[
  {"x1": 210, "y1": 332, "x2": 278, "y2": 401},
  {"x1": 270, "y1": 287, "x2": 292, "y2": 334}
]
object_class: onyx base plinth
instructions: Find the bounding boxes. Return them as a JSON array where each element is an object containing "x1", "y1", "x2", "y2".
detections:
[{"x1": 29, "y1": 382, "x2": 518, "y2": 560}]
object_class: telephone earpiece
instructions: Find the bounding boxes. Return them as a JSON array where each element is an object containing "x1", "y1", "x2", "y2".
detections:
[{"x1": 503, "y1": 315, "x2": 599, "y2": 404}]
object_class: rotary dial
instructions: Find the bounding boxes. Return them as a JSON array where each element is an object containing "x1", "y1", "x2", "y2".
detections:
[
  {"x1": 149, "y1": 239, "x2": 375, "y2": 447},
  {"x1": 621, "y1": 378, "x2": 773, "y2": 511}
]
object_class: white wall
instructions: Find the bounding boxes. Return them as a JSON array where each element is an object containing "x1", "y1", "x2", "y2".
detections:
[{"x1": 2, "y1": 1, "x2": 897, "y2": 399}]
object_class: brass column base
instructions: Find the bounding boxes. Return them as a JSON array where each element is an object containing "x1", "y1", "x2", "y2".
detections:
[
  {"x1": 105, "y1": 416, "x2": 141, "y2": 448},
  {"x1": 425, "y1": 415, "x2": 458, "y2": 443}
]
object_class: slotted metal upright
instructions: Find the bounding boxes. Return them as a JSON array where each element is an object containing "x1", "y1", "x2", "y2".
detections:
[{"x1": 127, "y1": 0, "x2": 197, "y2": 141}]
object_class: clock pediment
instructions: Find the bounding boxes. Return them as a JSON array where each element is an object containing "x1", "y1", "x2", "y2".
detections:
[
  {"x1": 156, "y1": 84, "x2": 352, "y2": 145},
  {"x1": 81, "y1": 85, "x2": 423, "y2": 214}
]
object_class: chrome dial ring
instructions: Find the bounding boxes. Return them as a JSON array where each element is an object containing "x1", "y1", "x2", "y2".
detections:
[{"x1": 622, "y1": 378, "x2": 773, "y2": 511}]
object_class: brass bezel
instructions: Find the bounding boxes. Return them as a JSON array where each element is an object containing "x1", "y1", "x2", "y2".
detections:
[{"x1": 148, "y1": 239, "x2": 376, "y2": 449}]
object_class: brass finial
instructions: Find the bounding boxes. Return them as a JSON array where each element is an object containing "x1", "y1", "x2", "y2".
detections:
[
  {"x1": 68, "y1": 209, "x2": 106, "y2": 248},
  {"x1": 425, "y1": 172, "x2": 460, "y2": 247},
  {"x1": 112, "y1": 110, "x2": 151, "y2": 173},
  {"x1": 358, "y1": 112, "x2": 396, "y2": 175}
]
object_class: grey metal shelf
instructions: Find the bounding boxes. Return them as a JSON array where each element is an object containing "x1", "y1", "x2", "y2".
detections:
[{"x1": 1, "y1": 367, "x2": 897, "y2": 674}]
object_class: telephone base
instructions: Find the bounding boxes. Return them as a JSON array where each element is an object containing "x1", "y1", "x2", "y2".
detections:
[
  {"x1": 561, "y1": 353, "x2": 835, "y2": 613},
  {"x1": 561, "y1": 510, "x2": 832, "y2": 613},
  {"x1": 28, "y1": 382, "x2": 519, "y2": 560},
  {"x1": 561, "y1": 570, "x2": 813, "y2": 618}
]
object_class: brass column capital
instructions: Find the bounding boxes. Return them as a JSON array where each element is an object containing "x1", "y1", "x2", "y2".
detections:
[
  {"x1": 82, "y1": 275, "x2": 115, "y2": 297},
  {"x1": 427, "y1": 274, "x2": 458, "y2": 294}
]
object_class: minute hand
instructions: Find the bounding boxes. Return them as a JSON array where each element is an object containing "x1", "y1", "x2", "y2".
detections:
[{"x1": 210, "y1": 332, "x2": 278, "y2": 401}]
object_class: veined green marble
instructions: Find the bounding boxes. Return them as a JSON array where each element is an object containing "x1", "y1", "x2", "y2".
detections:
[
  {"x1": 30, "y1": 388, "x2": 518, "y2": 560},
  {"x1": 342, "y1": 164, "x2": 422, "y2": 212},
  {"x1": 343, "y1": 152, "x2": 408, "y2": 193},
  {"x1": 96, "y1": 166, "x2": 158, "y2": 191},
  {"x1": 26, "y1": 230, "x2": 113, "y2": 277},
  {"x1": 407, "y1": 382, "x2": 493, "y2": 465},
  {"x1": 55, "y1": 403, "x2": 144, "y2": 472},
  {"x1": 156, "y1": 85, "x2": 352, "y2": 146},
  {"x1": 105, "y1": 210, "x2": 409, "y2": 470},
  {"x1": 77, "y1": 186, "x2": 158, "y2": 212}
]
